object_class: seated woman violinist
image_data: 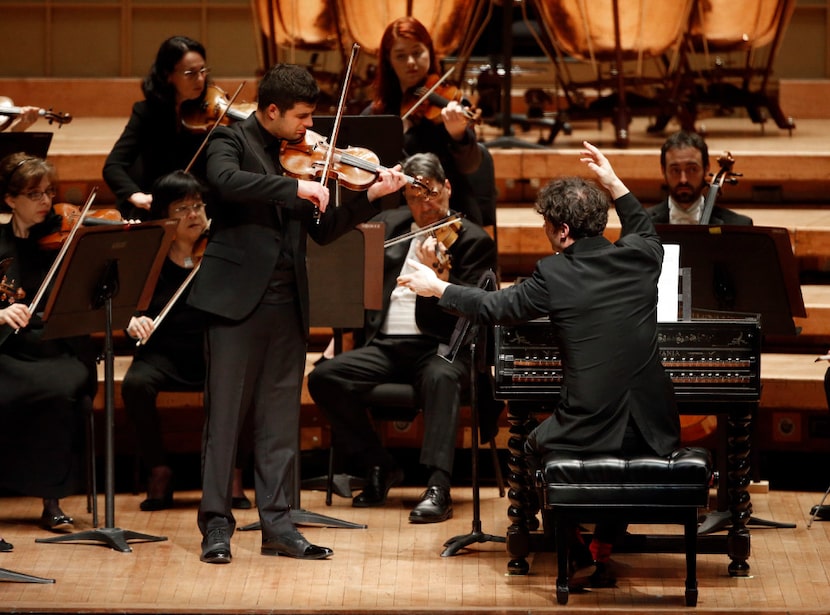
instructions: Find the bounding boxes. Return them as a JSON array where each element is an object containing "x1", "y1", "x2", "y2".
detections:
[{"x1": 0, "y1": 153, "x2": 97, "y2": 536}]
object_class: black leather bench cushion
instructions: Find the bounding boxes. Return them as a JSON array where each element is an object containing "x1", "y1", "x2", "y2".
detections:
[{"x1": 540, "y1": 446, "x2": 712, "y2": 507}]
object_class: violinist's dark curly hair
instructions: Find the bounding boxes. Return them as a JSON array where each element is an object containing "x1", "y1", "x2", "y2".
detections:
[
  {"x1": 257, "y1": 64, "x2": 320, "y2": 115},
  {"x1": 0, "y1": 153, "x2": 56, "y2": 214},
  {"x1": 143, "y1": 35, "x2": 208, "y2": 106},
  {"x1": 534, "y1": 177, "x2": 609, "y2": 239},
  {"x1": 371, "y1": 16, "x2": 440, "y2": 115},
  {"x1": 150, "y1": 170, "x2": 208, "y2": 220},
  {"x1": 660, "y1": 130, "x2": 709, "y2": 170}
]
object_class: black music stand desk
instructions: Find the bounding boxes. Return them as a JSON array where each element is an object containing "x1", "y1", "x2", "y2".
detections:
[{"x1": 35, "y1": 220, "x2": 177, "y2": 552}]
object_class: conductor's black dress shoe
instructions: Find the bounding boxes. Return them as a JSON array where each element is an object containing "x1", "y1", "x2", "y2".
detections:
[
  {"x1": 0, "y1": 539, "x2": 13, "y2": 552},
  {"x1": 408, "y1": 486, "x2": 453, "y2": 523},
  {"x1": 200, "y1": 527, "x2": 232, "y2": 564},
  {"x1": 261, "y1": 530, "x2": 333, "y2": 560},
  {"x1": 352, "y1": 465, "x2": 404, "y2": 507}
]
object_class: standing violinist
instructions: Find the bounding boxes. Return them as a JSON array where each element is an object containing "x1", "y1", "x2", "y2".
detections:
[
  {"x1": 0, "y1": 153, "x2": 97, "y2": 534},
  {"x1": 103, "y1": 35, "x2": 211, "y2": 221},
  {"x1": 121, "y1": 170, "x2": 251, "y2": 512},
  {"x1": 366, "y1": 16, "x2": 485, "y2": 225},
  {"x1": 649, "y1": 131, "x2": 753, "y2": 226},
  {"x1": 308, "y1": 152, "x2": 497, "y2": 524},
  {"x1": 186, "y1": 63, "x2": 408, "y2": 564}
]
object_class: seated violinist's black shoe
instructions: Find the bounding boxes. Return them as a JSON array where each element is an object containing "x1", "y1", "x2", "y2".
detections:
[
  {"x1": 587, "y1": 562, "x2": 617, "y2": 588},
  {"x1": 40, "y1": 510, "x2": 74, "y2": 532},
  {"x1": 810, "y1": 504, "x2": 830, "y2": 520},
  {"x1": 0, "y1": 539, "x2": 13, "y2": 552},
  {"x1": 408, "y1": 486, "x2": 453, "y2": 523},
  {"x1": 352, "y1": 465, "x2": 404, "y2": 508},
  {"x1": 140, "y1": 493, "x2": 173, "y2": 511},
  {"x1": 232, "y1": 495, "x2": 253, "y2": 510}
]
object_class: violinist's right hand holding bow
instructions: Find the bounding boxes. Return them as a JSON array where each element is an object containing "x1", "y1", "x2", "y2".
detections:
[
  {"x1": 0, "y1": 303, "x2": 30, "y2": 331},
  {"x1": 126, "y1": 315, "x2": 154, "y2": 342}
]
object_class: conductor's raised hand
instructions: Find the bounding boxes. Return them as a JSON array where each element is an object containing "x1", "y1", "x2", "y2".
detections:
[
  {"x1": 579, "y1": 141, "x2": 628, "y2": 200},
  {"x1": 368, "y1": 164, "x2": 408, "y2": 202},
  {"x1": 397, "y1": 258, "x2": 450, "y2": 298},
  {"x1": 297, "y1": 179, "x2": 330, "y2": 213}
]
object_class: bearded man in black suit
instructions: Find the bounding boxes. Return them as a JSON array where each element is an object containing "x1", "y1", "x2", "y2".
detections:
[{"x1": 648, "y1": 131, "x2": 752, "y2": 226}]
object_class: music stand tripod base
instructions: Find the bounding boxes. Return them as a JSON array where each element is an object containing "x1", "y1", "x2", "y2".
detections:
[
  {"x1": 0, "y1": 568, "x2": 55, "y2": 583},
  {"x1": 238, "y1": 509, "x2": 367, "y2": 532},
  {"x1": 35, "y1": 528, "x2": 168, "y2": 553}
]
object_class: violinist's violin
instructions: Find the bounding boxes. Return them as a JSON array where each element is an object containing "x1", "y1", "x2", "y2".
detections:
[
  {"x1": 38, "y1": 203, "x2": 124, "y2": 250},
  {"x1": 401, "y1": 72, "x2": 481, "y2": 125},
  {"x1": 181, "y1": 84, "x2": 256, "y2": 133},
  {"x1": 280, "y1": 129, "x2": 428, "y2": 192},
  {"x1": 0, "y1": 96, "x2": 72, "y2": 131}
]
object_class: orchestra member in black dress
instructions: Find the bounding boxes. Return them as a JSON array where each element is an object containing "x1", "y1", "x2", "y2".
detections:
[
  {"x1": 0, "y1": 153, "x2": 97, "y2": 533},
  {"x1": 103, "y1": 35, "x2": 211, "y2": 221}
]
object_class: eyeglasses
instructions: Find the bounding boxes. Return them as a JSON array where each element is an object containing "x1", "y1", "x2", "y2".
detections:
[
  {"x1": 179, "y1": 67, "x2": 210, "y2": 80},
  {"x1": 172, "y1": 202, "x2": 206, "y2": 216},
  {"x1": 20, "y1": 187, "x2": 56, "y2": 201},
  {"x1": 406, "y1": 183, "x2": 444, "y2": 201}
]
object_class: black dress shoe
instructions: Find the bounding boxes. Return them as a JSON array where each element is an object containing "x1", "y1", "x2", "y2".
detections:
[
  {"x1": 261, "y1": 530, "x2": 333, "y2": 560},
  {"x1": 0, "y1": 539, "x2": 13, "y2": 552},
  {"x1": 200, "y1": 527, "x2": 232, "y2": 564},
  {"x1": 587, "y1": 562, "x2": 617, "y2": 588},
  {"x1": 40, "y1": 511, "x2": 74, "y2": 531},
  {"x1": 408, "y1": 486, "x2": 453, "y2": 523},
  {"x1": 353, "y1": 465, "x2": 404, "y2": 508},
  {"x1": 232, "y1": 495, "x2": 253, "y2": 510},
  {"x1": 140, "y1": 493, "x2": 173, "y2": 511}
]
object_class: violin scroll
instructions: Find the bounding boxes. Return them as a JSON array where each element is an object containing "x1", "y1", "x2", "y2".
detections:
[{"x1": 699, "y1": 151, "x2": 741, "y2": 225}]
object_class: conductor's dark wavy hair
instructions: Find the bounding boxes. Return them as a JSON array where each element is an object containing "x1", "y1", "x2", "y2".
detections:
[
  {"x1": 660, "y1": 130, "x2": 709, "y2": 170},
  {"x1": 257, "y1": 63, "x2": 320, "y2": 114},
  {"x1": 142, "y1": 35, "x2": 208, "y2": 106},
  {"x1": 371, "y1": 16, "x2": 441, "y2": 115},
  {"x1": 534, "y1": 177, "x2": 609, "y2": 239},
  {"x1": 150, "y1": 170, "x2": 208, "y2": 220}
]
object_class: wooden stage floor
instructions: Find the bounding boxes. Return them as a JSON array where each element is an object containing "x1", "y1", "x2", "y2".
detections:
[{"x1": 2, "y1": 485, "x2": 830, "y2": 614}]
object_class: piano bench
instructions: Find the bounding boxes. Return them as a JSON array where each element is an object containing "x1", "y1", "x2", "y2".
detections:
[{"x1": 536, "y1": 446, "x2": 712, "y2": 607}]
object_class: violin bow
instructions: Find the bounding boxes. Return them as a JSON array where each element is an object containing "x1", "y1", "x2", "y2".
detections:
[
  {"x1": 184, "y1": 81, "x2": 246, "y2": 173},
  {"x1": 315, "y1": 43, "x2": 361, "y2": 224},
  {"x1": 383, "y1": 213, "x2": 463, "y2": 248},
  {"x1": 401, "y1": 66, "x2": 456, "y2": 121}
]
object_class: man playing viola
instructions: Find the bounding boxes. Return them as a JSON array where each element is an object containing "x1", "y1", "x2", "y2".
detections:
[{"x1": 308, "y1": 152, "x2": 497, "y2": 524}]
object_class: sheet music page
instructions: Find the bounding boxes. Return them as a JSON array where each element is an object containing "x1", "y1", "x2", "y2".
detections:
[{"x1": 657, "y1": 244, "x2": 680, "y2": 323}]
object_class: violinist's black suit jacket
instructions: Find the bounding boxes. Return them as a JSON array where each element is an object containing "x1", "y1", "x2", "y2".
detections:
[
  {"x1": 438, "y1": 193, "x2": 680, "y2": 458},
  {"x1": 647, "y1": 199, "x2": 753, "y2": 226},
  {"x1": 188, "y1": 113, "x2": 381, "y2": 539}
]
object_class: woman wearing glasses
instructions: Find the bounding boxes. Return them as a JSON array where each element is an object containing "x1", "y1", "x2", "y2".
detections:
[
  {"x1": 0, "y1": 153, "x2": 97, "y2": 534},
  {"x1": 121, "y1": 170, "x2": 250, "y2": 511},
  {"x1": 103, "y1": 35, "x2": 211, "y2": 221}
]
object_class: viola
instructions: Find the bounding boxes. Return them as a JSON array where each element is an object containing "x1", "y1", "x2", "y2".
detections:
[
  {"x1": 280, "y1": 129, "x2": 428, "y2": 192},
  {"x1": 181, "y1": 84, "x2": 256, "y2": 133},
  {"x1": 401, "y1": 73, "x2": 482, "y2": 125},
  {"x1": 38, "y1": 203, "x2": 124, "y2": 250},
  {"x1": 699, "y1": 152, "x2": 740, "y2": 225},
  {"x1": 0, "y1": 96, "x2": 72, "y2": 131}
]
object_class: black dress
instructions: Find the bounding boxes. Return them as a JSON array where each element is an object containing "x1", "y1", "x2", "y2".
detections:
[{"x1": 0, "y1": 223, "x2": 96, "y2": 498}]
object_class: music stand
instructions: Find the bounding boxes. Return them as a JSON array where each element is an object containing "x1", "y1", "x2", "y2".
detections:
[
  {"x1": 657, "y1": 224, "x2": 801, "y2": 532},
  {"x1": 35, "y1": 220, "x2": 177, "y2": 552},
  {"x1": 0, "y1": 131, "x2": 52, "y2": 161},
  {"x1": 441, "y1": 270, "x2": 506, "y2": 556},
  {"x1": 0, "y1": 567, "x2": 54, "y2": 584},
  {"x1": 654, "y1": 224, "x2": 806, "y2": 337}
]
